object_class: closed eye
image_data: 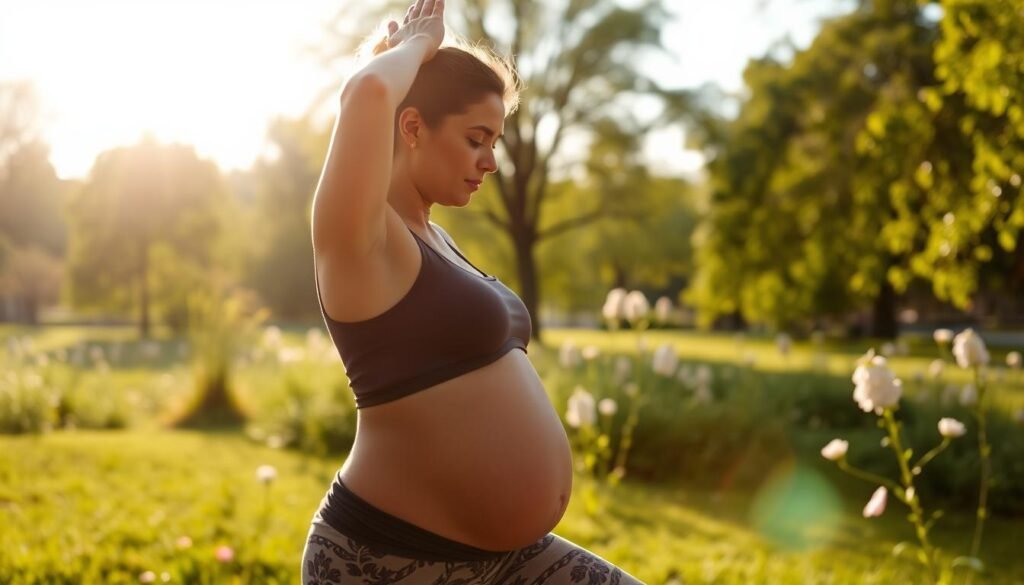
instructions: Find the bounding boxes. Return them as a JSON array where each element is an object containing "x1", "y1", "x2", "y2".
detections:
[{"x1": 468, "y1": 138, "x2": 497, "y2": 150}]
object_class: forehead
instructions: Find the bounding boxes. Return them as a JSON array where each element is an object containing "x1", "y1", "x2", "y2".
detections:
[{"x1": 447, "y1": 93, "x2": 505, "y2": 134}]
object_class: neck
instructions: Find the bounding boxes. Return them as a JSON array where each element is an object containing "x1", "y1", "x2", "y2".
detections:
[{"x1": 387, "y1": 156, "x2": 432, "y2": 231}]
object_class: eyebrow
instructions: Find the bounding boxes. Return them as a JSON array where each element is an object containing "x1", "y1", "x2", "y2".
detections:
[{"x1": 469, "y1": 125, "x2": 504, "y2": 139}]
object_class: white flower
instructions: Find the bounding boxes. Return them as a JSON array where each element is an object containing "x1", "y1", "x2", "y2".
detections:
[
  {"x1": 937, "y1": 417, "x2": 966, "y2": 439},
  {"x1": 612, "y1": 356, "x2": 632, "y2": 386},
  {"x1": 623, "y1": 290, "x2": 651, "y2": 324},
  {"x1": 277, "y1": 347, "x2": 305, "y2": 364},
  {"x1": 928, "y1": 359, "x2": 945, "y2": 380},
  {"x1": 598, "y1": 398, "x2": 618, "y2": 416},
  {"x1": 602, "y1": 288, "x2": 628, "y2": 323},
  {"x1": 905, "y1": 487, "x2": 916, "y2": 503},
  {"x1": 581, "y1": 345, "x2": 601, "y2": 361},
  {"x1": 776, "y1": 333, "x2": 792, "y2": 356},
  {"x1": 175, "y1": 535, "x2": 193, "y2": 549},
  {"x1": 559, "y1": 340, "x2": 581, "y2": 369},
  {"x1": 676, "y1": 364, "x2": 694, "y2": 387},
  {"x1": 933, "y1": 328, "x2": 954, "y2": 344},
  {"x1": 256, "y1": 464, "x2": 277, "y2": 484},
  {"x1": 695, "y1": 364, "x2": 713, "y2": 386},
  {"x1": 139, "y1": 571, "x2": 156, "y2": 583},
  {"x1": 880, "y1": 342, "x2": 896, "y2": 357},
  {"x1": 566, "y1": 386, "x2": 596, "y2": 428},
  {"x1": 820, "y1": 439, "x2": 849, "y2": 461},
  {"x1": 306, "y1": 328, "x2": 327, "y2": 354},
  {"x1": 651, "y1": 343, "x2": 678, "y2": 377},
  {"x1": 623, "y1": 382, "x2": 639, "y2": 397},
  {"x1": 863, "y1": 486, "x2": 888, "y2": 518},
  {"x1": 261, "y1": 326, "x2": 283, "y2": 350},
  {"x1": 1007, "y1": 351, "x2": 1022, "y2": 369},
  {"x1": 952, "y1": 328, "x2": 989, "y2": 368},
  {"x1": 654, "y1": 296, "x2": 674, "y2": 325},
  {"x1": 959, "y1": 383, "x2": 978, "y2": 407},
  {"x1": 852, "y1": 350, "x2": 903, "y2": 413}
]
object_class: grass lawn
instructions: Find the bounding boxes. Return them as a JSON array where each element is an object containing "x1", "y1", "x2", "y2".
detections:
[
  {"x1": 3, "y1": 429, "x2": 1023, "y2": 584},
  {"x1": 3, "y1": 324, "x2": 1023, "y2": 583}
]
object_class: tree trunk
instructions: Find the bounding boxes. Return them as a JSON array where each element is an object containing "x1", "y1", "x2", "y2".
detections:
[
  {"x1": 513, "y1": 229, "x2": 543, "y2": 344},
  {"x1": 139, "y1": 243, "x2": 150, "y2": 339},
  {"x1": 871, "y1": 279, "x2": 898, "y2": 339}
]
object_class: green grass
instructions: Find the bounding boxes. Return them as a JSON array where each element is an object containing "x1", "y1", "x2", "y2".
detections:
[
  {"x1": 2, "y1": 324, "x2": 1024, "y2": 583},
  {"x1": 2, "y1": 429, "x2": 1023, "y2": 584}
]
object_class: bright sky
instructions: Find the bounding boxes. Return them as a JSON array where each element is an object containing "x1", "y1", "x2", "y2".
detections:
[{"x1": 0, "y1": 0, "x2": 851, "y2": 181}]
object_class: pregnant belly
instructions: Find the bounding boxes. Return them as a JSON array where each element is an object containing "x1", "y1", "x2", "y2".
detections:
[{"x1": 341, "y1": 349, "x2": 575, "y2": 551}]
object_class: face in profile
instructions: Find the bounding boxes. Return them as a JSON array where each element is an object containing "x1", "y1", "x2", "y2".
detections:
[{"x1": 402, "y1": 92, "x2": 505, "y2": 206}]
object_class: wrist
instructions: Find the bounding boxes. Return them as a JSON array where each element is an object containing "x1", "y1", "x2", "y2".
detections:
[{"x1": 401, "y1": 34, "x2": 437, "y2": 58}]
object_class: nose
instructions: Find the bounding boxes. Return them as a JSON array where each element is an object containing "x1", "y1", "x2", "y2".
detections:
[{"x1": 479, "y1": 149, "x2": 497, "y2": 174}]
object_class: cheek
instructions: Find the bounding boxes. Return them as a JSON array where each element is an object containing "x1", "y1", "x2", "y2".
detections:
[{"x1": 437, "y1": 139, "x2": 474, "y2": 176}]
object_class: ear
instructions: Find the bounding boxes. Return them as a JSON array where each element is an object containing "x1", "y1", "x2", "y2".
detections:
[{"x1": 397, "y1": 107, "x2": 423, "y2": 148}]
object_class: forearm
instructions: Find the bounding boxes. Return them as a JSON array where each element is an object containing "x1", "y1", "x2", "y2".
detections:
[{"x1": 347, "y1": 35, "x2": 434, "y2": 108}]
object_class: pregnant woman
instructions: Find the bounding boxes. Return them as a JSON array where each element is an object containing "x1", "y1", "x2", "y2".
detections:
[{"x1": 301, "y1": 0, "x2": 644, "y2": 583}]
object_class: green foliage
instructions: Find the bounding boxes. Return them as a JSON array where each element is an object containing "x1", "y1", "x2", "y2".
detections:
[
  {"x1": 244, "y1": 366, "x2": 357, "y2": 457},
  {"x1": 172, "y1": 282, "x2": 269, "y2": 429},
  {"x1": 856, "y1": 401, "x2": 1024, "y2": 517},
  {"x1": 63, "y1": 135, "x2": 230, "y2": 335},
  {"x1": 689, "y1": 0, "x2": 1024, "y2": 328},
  {"x1": 239, "y1": 114, "x2": 331, "y2": 321}
]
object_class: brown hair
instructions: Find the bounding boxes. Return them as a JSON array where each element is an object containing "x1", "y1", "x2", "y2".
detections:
[{"x1": 357, "y1": 25, "x2": 523, "y2": 143}]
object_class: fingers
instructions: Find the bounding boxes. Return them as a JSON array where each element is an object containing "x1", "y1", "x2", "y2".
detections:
[
  {"x1": 432, "y1": 0, "x2": 443, "y2": 16},
  {"x1": 421, "y1": 0, "x2": 437, "y2": 17},
  {"x1": 409, "y1": 0, "x2": 425, "y2": 19},
  {"x1": 388, "y1": 20, "x2": 399, "y2": 36},
  {"x1": 403, "y1": 4, "x2": 413, "y2": 24}
]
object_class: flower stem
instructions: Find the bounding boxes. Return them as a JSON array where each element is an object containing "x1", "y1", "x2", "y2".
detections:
[
  {"x1": 836, "y1": 460, "x2": 900, "y2": 493},
  {"x1": 912, "y1": 438, "x2": 951, "y2": 472},
  {"x1": 882, "y1": 408, "x2": 938, "y2": 582},
  {"x1": 970, "y1": 366, "x2": 991, "y2": 561}
]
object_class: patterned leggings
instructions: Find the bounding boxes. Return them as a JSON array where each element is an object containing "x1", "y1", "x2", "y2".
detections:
[{"x1": 300, "y1": 517, "x2": 646, "y2": 585}]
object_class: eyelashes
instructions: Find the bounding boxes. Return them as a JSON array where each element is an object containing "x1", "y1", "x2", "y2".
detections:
[{"x1": 467, "y1": 139, "x2": 496, "y2": 150}]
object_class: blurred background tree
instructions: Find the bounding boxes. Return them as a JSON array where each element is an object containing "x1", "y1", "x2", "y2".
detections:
[
  {"x1": 63, "y1": 136, "x2": 230, "y2": 338},
  {"x1": 0, "y1": 80, "x2": 67, "y2": 324},
  {"x1": 686, "y1": 0, "x2": 1023, "y2": 336}
]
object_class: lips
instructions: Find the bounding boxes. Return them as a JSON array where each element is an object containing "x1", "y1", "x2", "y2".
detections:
[{"x1": 465, "y1": 179, "x2": 481, "y2": 189}]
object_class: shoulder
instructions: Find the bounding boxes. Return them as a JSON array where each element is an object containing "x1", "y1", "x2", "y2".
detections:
[{"x1": 429, "y1": 221, "x2": 463, "y2": 254}]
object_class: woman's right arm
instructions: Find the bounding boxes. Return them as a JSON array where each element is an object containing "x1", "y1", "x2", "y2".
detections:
[{"x1": 310, "y1": 33, "x2": 437, "y2": 261}]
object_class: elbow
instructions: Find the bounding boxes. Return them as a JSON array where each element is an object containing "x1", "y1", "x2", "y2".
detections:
[{"x1": 340, "y1": 72, "x2": 389, "y2": 106}]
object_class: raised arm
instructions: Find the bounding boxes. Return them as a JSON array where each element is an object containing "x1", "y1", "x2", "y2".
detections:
[{"x1": 310, "y1": 0, "x2": 445, "y2": 260}]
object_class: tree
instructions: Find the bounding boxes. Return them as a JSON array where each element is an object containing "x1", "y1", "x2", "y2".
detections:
[
  {"x1": 687, "y1": 0, "x2": 1022, "y2": 333},
  {"x1": 64, "y1": 135, "x2": 229, "y2": 337},
  {"x1": 319, "y1": 0, "x2": 702, "y2": 341},
  {"x1": 0, "y1": 81, "x2": 69, "y2": 323},
  {"x1": 242, "y1": 113, "x2": 332, "y2": 320}
]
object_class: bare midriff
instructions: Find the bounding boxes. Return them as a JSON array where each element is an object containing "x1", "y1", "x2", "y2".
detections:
[{"x1": 337, "y1": 346, "x2": 575, "y2": 552}]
